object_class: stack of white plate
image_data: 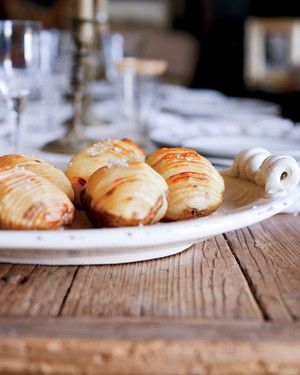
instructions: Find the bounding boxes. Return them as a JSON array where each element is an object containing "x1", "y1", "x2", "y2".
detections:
[{"x1": 149, "y1": 85, "x2": 300, "y2": 167}]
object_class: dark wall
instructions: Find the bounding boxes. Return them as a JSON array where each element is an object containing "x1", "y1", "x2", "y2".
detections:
[
  {"x1": 173, "y1": 0, "x2": 300, "y2": 120},
  {"x1": 249, "y1": 0, "x2": 300, "y2": 17},
  {"x1": 174, "y1": 0, "x2": 250, "y2": 94}
]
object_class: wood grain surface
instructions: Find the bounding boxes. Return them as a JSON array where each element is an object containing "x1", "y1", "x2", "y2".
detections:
[
  {"x1": 0, "y1": 319, "x2": 299, "y2": 375},
  {"x1": 0, "y1": 237, "x2": 262, "y2": 320},
  {"x1": 0, "y1": 214, "x2": 299, "y2": 374},
  {"x1": 225, "y1": 215, "x2": 300, "y2": 321},
  {"x1": 60, "y1": 235, "x2": 262, "y2": 319}
]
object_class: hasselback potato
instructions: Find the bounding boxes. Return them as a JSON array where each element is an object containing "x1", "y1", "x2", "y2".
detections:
[
  {"x1": 0, "y1": 154, "x2": 74, "y2": 201},
  {"x1": 147, "y1": 147, "x2": 224, "y2": 221},
  {"x1": 81, "y1": 160, "x2": 169, "y2": 227},
  {"x1": 0, "y1": 167, "x2": 74, "y2": 230},
  {"x1": 66, "y1": 138, "x2": 145, "y2": 205}
]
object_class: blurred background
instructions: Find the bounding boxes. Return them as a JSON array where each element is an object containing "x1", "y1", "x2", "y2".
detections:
[
  {"x1": 1, "y1": 0, "x2": 300, "y2": 167},
  {"x1": 1, "y1": 0, "x2": 300, "y2": 120}
]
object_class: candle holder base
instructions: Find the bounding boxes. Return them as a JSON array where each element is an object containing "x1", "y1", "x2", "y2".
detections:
[{"x1": 42, "y1": 133, "x2": 93, "y2": 155}]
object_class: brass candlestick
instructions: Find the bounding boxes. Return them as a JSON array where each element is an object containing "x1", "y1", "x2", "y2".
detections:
[{"x1": 43, "y1": 18, "x2": 98, "y2": 154}]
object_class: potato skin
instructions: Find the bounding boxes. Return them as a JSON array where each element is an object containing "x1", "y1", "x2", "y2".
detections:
[
  {"x1": 0, "y1": 154, "x2": 74, "y2": 201},
  {"x1": 0, "y1": 167, "x2": 74, "y2": 230},
  {"x1": 81, "y1": 161, "x2": 169, "y2": 228},
  {"x1": 65, "y1": 138, "x2": 146, "y2": 206},
  {"x1": 147, "y1": 148, "x2": 224, "y2": 221}
]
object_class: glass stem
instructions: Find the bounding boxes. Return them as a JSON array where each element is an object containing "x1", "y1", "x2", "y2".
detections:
[
  {"x1": 14, "y1": 110, "x2": 21, "y2": 153},
  {"x1": 11, "y1": 96, "x2": 25, "y2": 153}
]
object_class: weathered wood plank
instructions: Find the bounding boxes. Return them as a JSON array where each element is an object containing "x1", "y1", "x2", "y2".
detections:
[
  {"x1": 0, "y1": 263, "x2": 13, "y2": 279},
  {"x1": 0, "y1": 319, "x2": 299, "y2": 375},
  {"x1": 0, "y1": 265, "x2": 78, "y2": 317},
  {"x1": 60, "y1": 236, "x2": 262, "y2": 319},
  {"x1": 1, "y1": 215, "x2": 297, "y2": 321},
  {"x1": 224, "y1": 215, "x2": 300, "y2": 321}
]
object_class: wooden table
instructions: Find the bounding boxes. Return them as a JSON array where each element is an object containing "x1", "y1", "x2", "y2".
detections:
[{"x1": 0, "y1": 214, "x2": 299, "y2": 374}]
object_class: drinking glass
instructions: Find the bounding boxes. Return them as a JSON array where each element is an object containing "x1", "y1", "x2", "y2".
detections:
[
  {"x1": 116, "y1": 58, "x2": 167, "y2": 153},
  {"x1": 102, "y1": 32, "x2": 124, "y2": 83},
  {"x1": 0, "y1": 20, "x2": 41, "y2": 152},
  {"x1": 36, "y1": 29, "x2": 73, "y2": 133}
]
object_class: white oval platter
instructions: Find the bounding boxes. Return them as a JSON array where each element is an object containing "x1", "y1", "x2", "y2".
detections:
[{"x1": 0, "y1": 175, "x2": 298, "y2": 265}]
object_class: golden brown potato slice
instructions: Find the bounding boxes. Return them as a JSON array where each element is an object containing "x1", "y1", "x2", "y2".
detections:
[
  {"x1": 0, "y1": 154, "x2": 74, "y2": 201},
  {"x1": 65, "y1": 138, "x2": 146, "y2": 206},
  {"x1": 147, "y1": 147, "x2": 224, "y2": 221},
  {"x1": 81, "y1": 160, "x2": 169, "y2": 227},
  {"x1": 0, "y1": 167, "x2": 74, "y2": 230}
]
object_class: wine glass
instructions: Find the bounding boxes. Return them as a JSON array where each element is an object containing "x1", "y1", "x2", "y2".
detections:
[
  {"x1": 116, "y1": 58, "x2": 168, "y2": 153},
  {"x1": 0, "y1": 20, "x2": 41, "y2": 152},
  {"x1": 102, "y1": 32, "x2": 124, "y2": 83}
]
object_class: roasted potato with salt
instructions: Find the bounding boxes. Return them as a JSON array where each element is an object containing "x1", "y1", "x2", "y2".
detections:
[
  {"x1": 0, "y1": 154, "x2": 74, "y2": 201},
  {"x1": 65, "y1": 138, "x2": 145, "y2": 205},
  {"x1": 147, "y1": 148, "x2": 224, "y2": 221},
  {"x1": 81, "y1": 160, "x2": 169, "y2": 227},
  {"x1": 0, "y1": 167, "x2": 74, "y2": 230}
]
